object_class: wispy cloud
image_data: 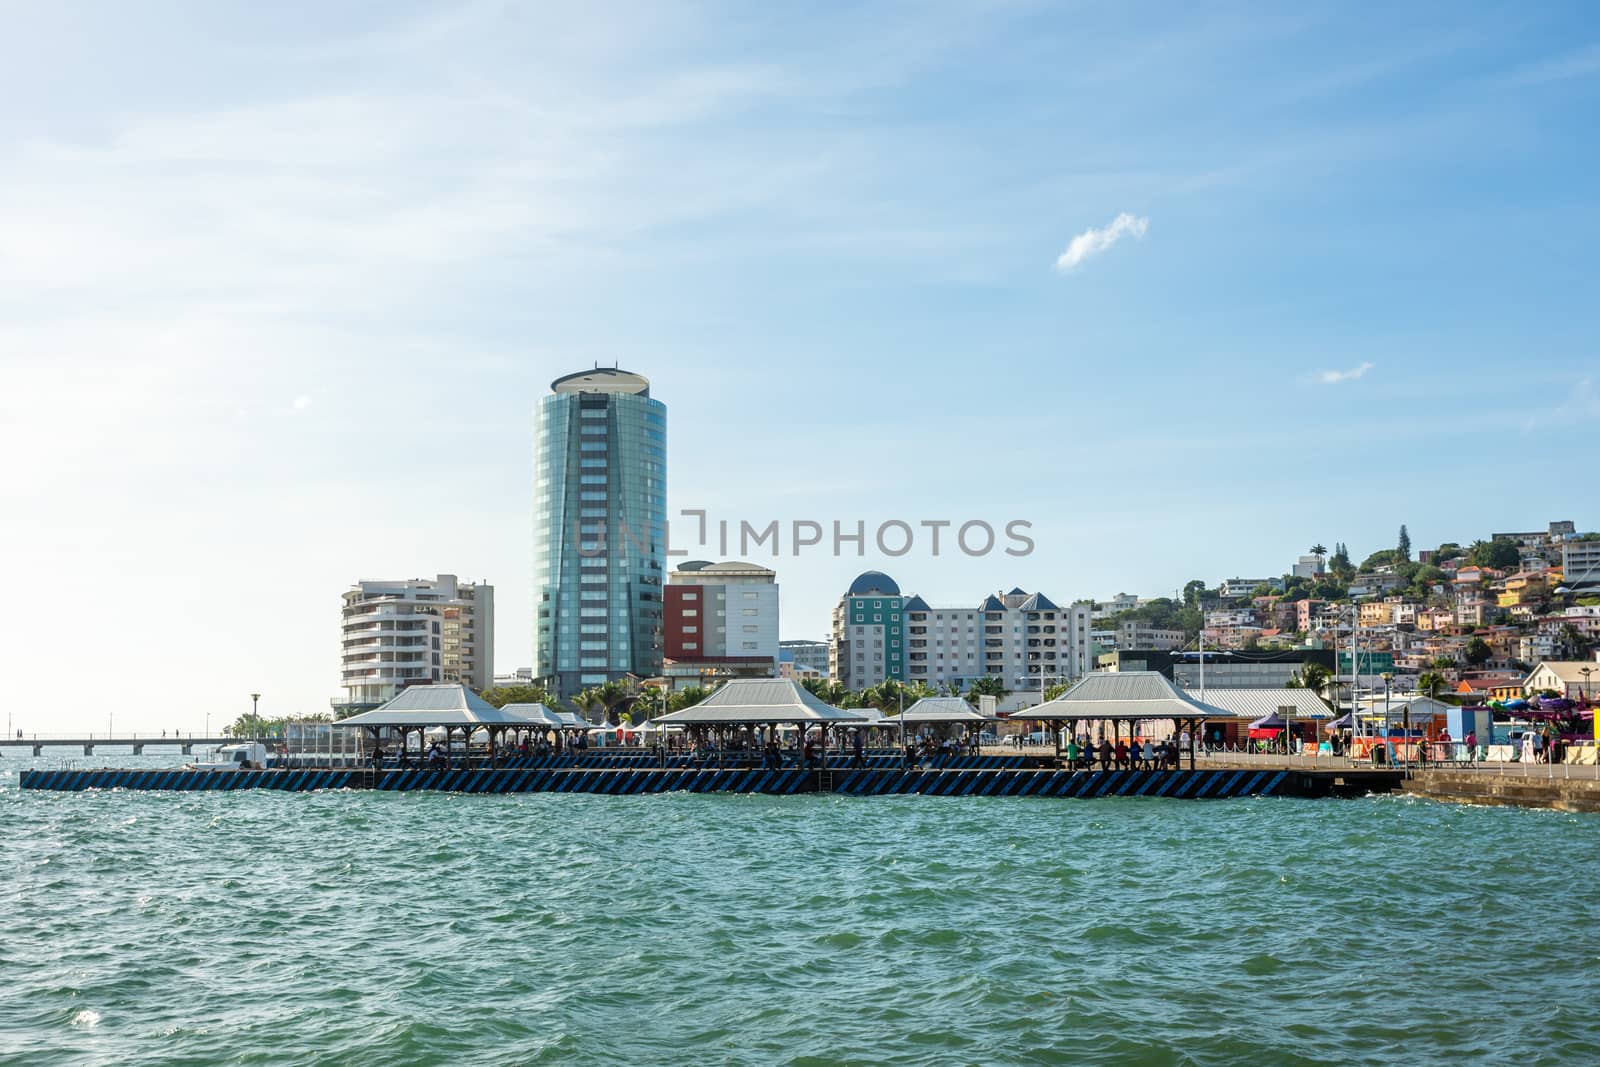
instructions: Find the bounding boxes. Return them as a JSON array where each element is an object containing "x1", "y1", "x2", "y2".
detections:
[
  {"x1": 1497, "y1": 43, "x2": 1600, "y2": 87},
  {"x1": 1316, "y1": 361, "x2": 1374, "y2": 384},
  {"x1": 1055, "y1": 213, "x2": 1149, "y2": 271}
]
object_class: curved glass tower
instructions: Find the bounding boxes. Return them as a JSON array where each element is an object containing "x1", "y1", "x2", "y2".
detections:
[{"x1": 533, "y1": 368, "x2": 666, "y2": 697}]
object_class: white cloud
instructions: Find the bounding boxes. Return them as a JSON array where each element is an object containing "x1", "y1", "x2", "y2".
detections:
[
  {"x1": 1316, "y1": 361, "x2": 1375, "y2": 384},
  {"x1": 1055, "y1": 212, "x2": 1149, "y2": 271}
]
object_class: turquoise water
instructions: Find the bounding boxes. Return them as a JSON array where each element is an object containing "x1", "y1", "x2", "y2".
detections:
[{"x1": 3, "y1": 782, "x2": 1598, "y2": 1066}]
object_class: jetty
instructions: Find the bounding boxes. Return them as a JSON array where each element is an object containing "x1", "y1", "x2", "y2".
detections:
[
  {"x1": 18, "y1": 751, "x2": 1405, "y2": 798},
  {"x1": 1, "y1": 736, "x2": 230, "y2": 757}
]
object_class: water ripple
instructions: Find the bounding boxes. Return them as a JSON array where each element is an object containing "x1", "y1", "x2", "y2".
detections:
[{"x1": 2, "y1": 788, "x2": 1598, "y2": 1065}]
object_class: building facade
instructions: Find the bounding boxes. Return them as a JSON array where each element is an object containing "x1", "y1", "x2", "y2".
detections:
[
  {"x1": 831, "y1": 577, "x2": 1094, "y2": 694},
  {"x1": 778, "y1": 639, "x2": 830, "y2": 678},
  {"x1": 662, "y1": 560, "x2": 779, "y2": 685},
  {"x1": 1116, "y1": 621, "x2": 1188, "y2": 651},
  {"x1": 1562, "y1": 537, "x2": 1600, "y2": 593},
  {"x1": 830, "y1": 571, "x2": 905, "y2": 689},
  {"x1": 532, "y1": 367, "x2": 667, "y2": 697},
  {"x1": 338, "y1": 574, "x2": 494, "y2": 712}
]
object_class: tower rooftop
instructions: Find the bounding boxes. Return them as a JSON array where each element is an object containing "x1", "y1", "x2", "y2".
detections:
[{"x1": 551, "y1": 367, "x2": 650, "y2": 396}]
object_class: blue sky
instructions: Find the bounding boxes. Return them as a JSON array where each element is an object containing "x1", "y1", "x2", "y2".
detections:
[{"x1": 2, "y1": 1, "x2": 1597, "y2": 731}]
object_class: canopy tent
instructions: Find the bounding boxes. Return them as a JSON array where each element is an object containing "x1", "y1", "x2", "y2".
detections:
[
  {"x1": 1326, "y1": 711, "x2": 1354, "y2": 730},
  {"x1": 653, "y1": 679, "x2": 867, "y2": 726},
  {"x1": 1248, "y1": 711, "x2": 1285, "y2": 739},
  {"x1": 892, "y1": 697, "x2": 993, "y2": 725}
]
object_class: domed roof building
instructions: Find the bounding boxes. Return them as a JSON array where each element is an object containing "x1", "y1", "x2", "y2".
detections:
[{"x1": 847, "y1": 570, "x2": 900, "y2": 596}]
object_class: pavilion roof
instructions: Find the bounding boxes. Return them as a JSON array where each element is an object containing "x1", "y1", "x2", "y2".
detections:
[
  {"x1": 654, "y1": 679, "x2": 867, "y2": 725},
  {"x1": 1019, "y1": 672, "x2": 1229, "y2": 722},
  {"x1": 333, "y1": 685, "x2": 551, "y2": 729},
  {"x1": 893, "y1": 697, "x2": 993, "y2": 723}
]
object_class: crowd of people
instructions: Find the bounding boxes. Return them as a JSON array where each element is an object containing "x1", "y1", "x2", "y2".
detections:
[{"x1": 1060, "y1": 736, "x2": 1185, "y2": 771}]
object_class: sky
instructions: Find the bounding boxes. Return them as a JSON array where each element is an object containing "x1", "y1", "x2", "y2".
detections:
[{"x1": 2, "y1": 1, "x2": 1598, "y2": 733}]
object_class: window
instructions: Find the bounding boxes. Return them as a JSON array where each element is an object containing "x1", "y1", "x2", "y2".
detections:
[
  {"x1": 872, "y1": 614, "x2": 881, "y2": 622},
  {"x1": 580, "y1": 441, "x2": 606, "y2": 451},
  {"x1": 580, "y1": 475, "x2": 607, "y2": 485},
  {"x1": 741, "y1": 608, "x2": 758, "y2": 616},
  {"x1": 683, "y1": 591, "x2": 698, "y2": 600},
  {"x1": 683, "y1": 642, "x2": 698, "y2": 651},
  {"x1": 682, "y1": 625, "x2": 697, "y2": 634},
  {"x1": 741, "y1": 641, "x2": 758, "y2": 650},
  {"x1": 890, "y1": 613, "x2": 899, "y2": 621},
  {"x1": 743, "y1": 591, "x2": 759, "y2": 599},
  {"x1": 580, "y1": 458, "x2": 606, "y2": 468},
  {"x1": 742, "y1": 624, "x2": 758, "y2": 633},
  {"x1": 682, "y1": 609, "x2": 697, "y2": 617}
]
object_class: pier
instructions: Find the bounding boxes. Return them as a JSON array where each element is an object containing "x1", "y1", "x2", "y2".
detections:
[
  {"x1": 18, "y1": 753, "x2": 1405, "y2": 799},
  {"x1": 0, "y1": 736, "x2": 233, "y2": 757}
]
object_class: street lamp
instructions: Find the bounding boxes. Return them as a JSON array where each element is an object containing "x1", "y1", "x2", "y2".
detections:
[
  {"x1": 1582, "y1": 666, "x2": 1593, "y2": 703},
  {"x1": 1382, "y1": 671, "x2": 1395, "y2": 767}
]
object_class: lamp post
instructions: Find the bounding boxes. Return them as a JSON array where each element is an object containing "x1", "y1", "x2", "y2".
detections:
[
  {"x1": 1382, "y1": 671, "x2": 1394, "y2": 767},
  {"x1": 1582, "y1": 666, "x2": 1593, "y2": 703}
]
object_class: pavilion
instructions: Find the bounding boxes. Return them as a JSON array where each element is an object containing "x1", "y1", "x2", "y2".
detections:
[
  {"x1": 653, "y1": 678, "x2": 866, "y2": 763},
  {"x1": 1014, "y1": 671, "x2": 1230, "y2": 768},
  {"x1": 890, "y1": 697, "x2": 993, "y2": 742},
  {"x1": 333, "y1": 684, "x2": 561, "y2": 764}
]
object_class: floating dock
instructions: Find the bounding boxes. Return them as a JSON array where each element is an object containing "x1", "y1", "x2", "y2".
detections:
[{"x1": 19, "y1": 753, "x2": 1403, "y2": 799}]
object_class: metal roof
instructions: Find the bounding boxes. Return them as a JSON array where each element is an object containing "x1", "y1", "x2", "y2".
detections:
[
  {"x1": 894, "y1": 697, "x2": 992, "y2": 723},
  {"x1": 497, "y1": 702, "x2": 571, "y2": 727},
  {"x1": 654, "y1": 678, "x2": 868, "y2": 725},
  {"x1": 1179, "y1": 688, "x2": 1333, "y2": 720},
  {"x1": 550, "y1": 367, "x2": 650, "y2": 396},
  {"x1": 334, "y1": 685, "x2": 555, "y2": 728},
  {"x1": 1021, "y1": 672, "x2": 1228, "y2": 721}
]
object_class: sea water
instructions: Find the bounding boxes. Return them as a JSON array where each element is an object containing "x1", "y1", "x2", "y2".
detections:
[{"x1": 3, "y1": 770, "x2": 1598, "y2": 1065}]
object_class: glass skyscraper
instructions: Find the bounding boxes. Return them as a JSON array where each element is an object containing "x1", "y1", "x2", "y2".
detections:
[{"x1": 533, "y1": 368, "x2": 666, "y2": 697}]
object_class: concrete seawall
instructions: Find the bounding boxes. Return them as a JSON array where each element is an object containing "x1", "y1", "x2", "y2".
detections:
[{"x1": 1404, "y1": 769, "x2": 1600, "y2": 813}]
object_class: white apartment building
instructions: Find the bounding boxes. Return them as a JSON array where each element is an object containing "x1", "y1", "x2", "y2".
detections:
[
  {"x1": 1562, "y1": 537, "x2": 1600, "y2": 592},
  {"x1": 665, "y1": 561, "x2": 780, "y2": 676},
  {"x1": 339, "y1": 574, "x2": 494, "y2": 712},
  {"x1": 1219, "y1": 577, "x2": 1281, "y2": 598},
  {"x1": 1292, "y1": 555, "x2": 1322, "y2": 579},
  {"x1": 903, "y1": 588, "x2": 1092, "y2": 693},
  {"x1": 1116, "y1": 622, "x2": 1188, "y2": 651},
  {"x1": 1206, "y1": 608, "x2": 1259, "y2": 628}
]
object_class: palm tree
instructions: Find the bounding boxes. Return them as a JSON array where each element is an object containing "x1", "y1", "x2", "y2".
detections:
[
  {"x1": 632, "y1": 687, "x2": 666, "y2": 720},
  {"x1": 1416, "y1": 671, "x2": 1447, "y2": 708},
  {"x1": 1310, "y1": 544, "x2": 1328, "y2": 571},
  {"x1": 965, "y1": 676, "x2": 1008, "y2": 702},
  {"x1": 668, "y1": 686, "x2": 711, "y2": 712},
  {"x1": 1289, "y1": 663, "x2": 1335, "y2": 710},
  {"x1": 569, "y1": 688, "x2": 601, "y2": 724},
  {"x1": 594, "y1": 679, "x2": 636, "y2": 725}
]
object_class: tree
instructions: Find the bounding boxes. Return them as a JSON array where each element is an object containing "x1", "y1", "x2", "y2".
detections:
[
  {"x1": 1310, "y1": 544, "x2": 1328, "y2": 569},
  {"x1": 631, "y1": 687, "x2": 667, "y2": 720},
  {"x1": 1043, "y1": 681, "x2": 1071, "y2": 701},
  {"x1": 1360, "y1": 549, "x2": 1398, "y2": 572},
  {"x1": 1417, "y1": 671, "x2": 1447, "y2": 702},
  {"x1": 668, "y1": 686, "x2": 711, "y2": 712},
  {"x1": 569, "y1": 688, "x2": 601, "y2": 724},
  {"x1": 1463, "y1": 637, "x2": 1492, "y2": 666},
  {"x1": 479, "y1": 684, "x2": 557, "y2": 709},
  {"x1": 1329, "y1": 543, "x2": 1354, "y2": 579},
  {"x1": 1434, "y1": 543, "x2": 1463, "y2": 565},
  {"x1": 965, "y1": 676, "x2": 1008, "y2": 702},
  {"x1": 1182, "y1": 580, "x2": 1206, "y2": 610},
  {"x1": 1467, "y1": 538, "x2": 1519, "y2": 570},
  {"x1": 1288, "y1": 664, "x2": 1336, "y2": 710},
  {"x1": 1397, "y1": 524, "x2": 1411, "y2": 562}
]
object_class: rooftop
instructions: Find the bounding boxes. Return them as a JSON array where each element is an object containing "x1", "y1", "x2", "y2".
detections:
[{"x1": 550, "y1": 367, "x2": 651, "y2": 396}]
